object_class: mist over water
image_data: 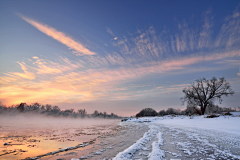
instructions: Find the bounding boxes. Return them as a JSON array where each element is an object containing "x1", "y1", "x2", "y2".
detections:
[
  {"x1": 1, "y1": 114, "x2": 118, "y2": 127},
  {"x1": 0, "y1": 115, "x2": 119, "y2": 159}
]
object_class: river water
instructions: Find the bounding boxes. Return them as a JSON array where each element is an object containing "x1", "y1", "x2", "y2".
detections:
[{"x1": 0, "y1": 115, "x2": 119, "y2": 159}]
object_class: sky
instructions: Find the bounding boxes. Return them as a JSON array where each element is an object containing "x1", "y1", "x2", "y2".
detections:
[{"x1": 0, "y1": 0, "x2": 240, "y2": 116}]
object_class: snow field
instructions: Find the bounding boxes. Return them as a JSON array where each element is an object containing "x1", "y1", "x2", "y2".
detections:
[
  {"x1": 123, "y1": 114, "x2": 240, "y2": 159},
  {"x1": 127, "y1": 113, "x2": 240, "y2": 136},
  {"x1": 160, "y1": 125, "x2": 240, "y2": 159}
]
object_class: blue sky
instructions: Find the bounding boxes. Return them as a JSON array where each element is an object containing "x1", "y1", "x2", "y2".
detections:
[{"x1": 0, "y1": 0, "x2": 240, "y2": 116}]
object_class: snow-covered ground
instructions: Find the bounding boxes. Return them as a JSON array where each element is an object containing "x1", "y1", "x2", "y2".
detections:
[
  {"x1": 127, "y1": 112, "x2": 240, "y2": 136},
  {"x1": 112, "y1": 112, "x2": 240, "y2": 160}
]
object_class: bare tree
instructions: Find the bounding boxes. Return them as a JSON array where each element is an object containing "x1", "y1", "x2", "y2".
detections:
[
  {"x1": 181, "y1": 77, "x2": 234, "y2": 115},
  {"x1": 17, "y1": 103, "x2": 26, "y2": 112},
  {"x1": 52, "y1": 106, "x2": 60, "y2": 113},
  {"x1": 93, "y1": 110, "x2": 99, "y2": 117},
  {"x1": 46, "y1": 104, "x2": 52, "y2": 111},
  {"x1": 41, "y1": 105, "x2": 45, "y2": 110},
  {"x1": 78, "y1": 109, "x2": 87, "y2": 115},
  {"x1": 33, "y1": 102, "x2": 41, "y2": 108}
]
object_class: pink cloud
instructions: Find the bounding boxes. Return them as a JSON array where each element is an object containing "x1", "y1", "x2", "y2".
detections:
[
  {"x1": 19, "y1": 14, "x2": 95, "y2": 56},
  {"x1": 8, "y1": 62, "x2": 35, "y2": 80}
]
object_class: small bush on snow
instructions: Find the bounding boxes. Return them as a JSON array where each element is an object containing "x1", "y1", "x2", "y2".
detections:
[{"x1": 205, "y1": 114, "x2": 220, "y2": 118}]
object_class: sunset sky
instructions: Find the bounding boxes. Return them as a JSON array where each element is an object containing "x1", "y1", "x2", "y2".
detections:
[{"x1": 0, "y1": 1, "x2": 240, "y2": 116}]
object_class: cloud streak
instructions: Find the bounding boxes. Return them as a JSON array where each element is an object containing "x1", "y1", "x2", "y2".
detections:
[
  {"x1": 19, "y1": 14, "x2": 95, "y2": 56},
  {"x1": 7, "y1": 62, "x2": 35, "y2": 80}
]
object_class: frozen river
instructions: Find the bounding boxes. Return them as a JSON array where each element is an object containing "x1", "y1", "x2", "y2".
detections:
[{"x1": 0, "y1": 115, "x2": 119, "y2": 159}]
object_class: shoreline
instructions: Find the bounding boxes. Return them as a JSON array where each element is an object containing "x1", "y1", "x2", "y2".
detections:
[{"x1": 42, "y1": 122, "x2": 149, "y2": 160}]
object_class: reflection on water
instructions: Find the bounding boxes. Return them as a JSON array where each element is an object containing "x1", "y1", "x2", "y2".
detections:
[{"x1": 0, "y1": 116, "x2": 119, "y2": 159}]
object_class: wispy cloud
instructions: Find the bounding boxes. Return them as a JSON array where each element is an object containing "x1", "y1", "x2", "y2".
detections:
[
  {"x1": 110, "y1": 8, "x2": 240, "y2": 69},
  {"x1": 0, "y1": 56, "x2": 82, "y2": 84},
  {"x1": 106, "y1": 54, "x2": 123, "y2": 65},
  {"x1": 7, "y1": 62, "x2": 35, "y2": 80},
  {"x1": 106, "y1": 27, "x2": 115, "y2": 36},
  {"x1": 215, "y1": 9, "x2": 240, "y2": 48},
  {"x1": 18, "y1": 14, "x2": 95, "y2": 56},
  {"x1": 32, "y1": 57, "x2": 82, "y2": 74},
  {"x1": 198, "y1": 9, "x2": 213, "y2": 49}
]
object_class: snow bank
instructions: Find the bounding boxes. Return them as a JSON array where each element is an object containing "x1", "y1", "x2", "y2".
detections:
[
  {"x1": 126, "y1": 115, "x2": 240, "y2": 136},
  {"x1": 155, "y1": 115, "x2": 240, "y2": 136}
]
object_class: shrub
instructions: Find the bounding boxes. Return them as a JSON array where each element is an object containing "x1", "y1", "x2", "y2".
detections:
[
  {"x1": 193, "y1": 108, "x2": 202, "y2": 115},
  {"x1": 224, "y1": 112, "x2": 232, "y2": 116},
  {"x1": 158, "y1": 110, "x2": 166, "y2": 116},
  {"x1": 136, "y1": 108, "x2": 158, "y2": 117},
  {"x1": 205, "y1": 114, "x2": 219, "y2": 118}
]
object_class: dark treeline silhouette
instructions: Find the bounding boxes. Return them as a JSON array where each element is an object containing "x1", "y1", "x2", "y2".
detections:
[
  {"x1": 0, "y1": 102, "x2": 120, "y2": 119},
  {"x1": 136, "y1": 106, "x2": 239, "y2": 117}
]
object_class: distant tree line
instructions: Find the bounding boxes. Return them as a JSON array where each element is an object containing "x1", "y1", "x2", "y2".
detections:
[
  {"x1": 0, "y1": 102, "x2": 120, "y2": 119},
  {"x1": 136, "y1": 106, "x2": 239, "y2": 117}
]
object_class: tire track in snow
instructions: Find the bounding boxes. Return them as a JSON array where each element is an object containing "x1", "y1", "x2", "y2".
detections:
[
  {"x1": 112, "y1": 125, "x2": 160, "y2": 160},
  {"x1": 148, "y1": 132, "x2": 165, "y2": 160}
]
